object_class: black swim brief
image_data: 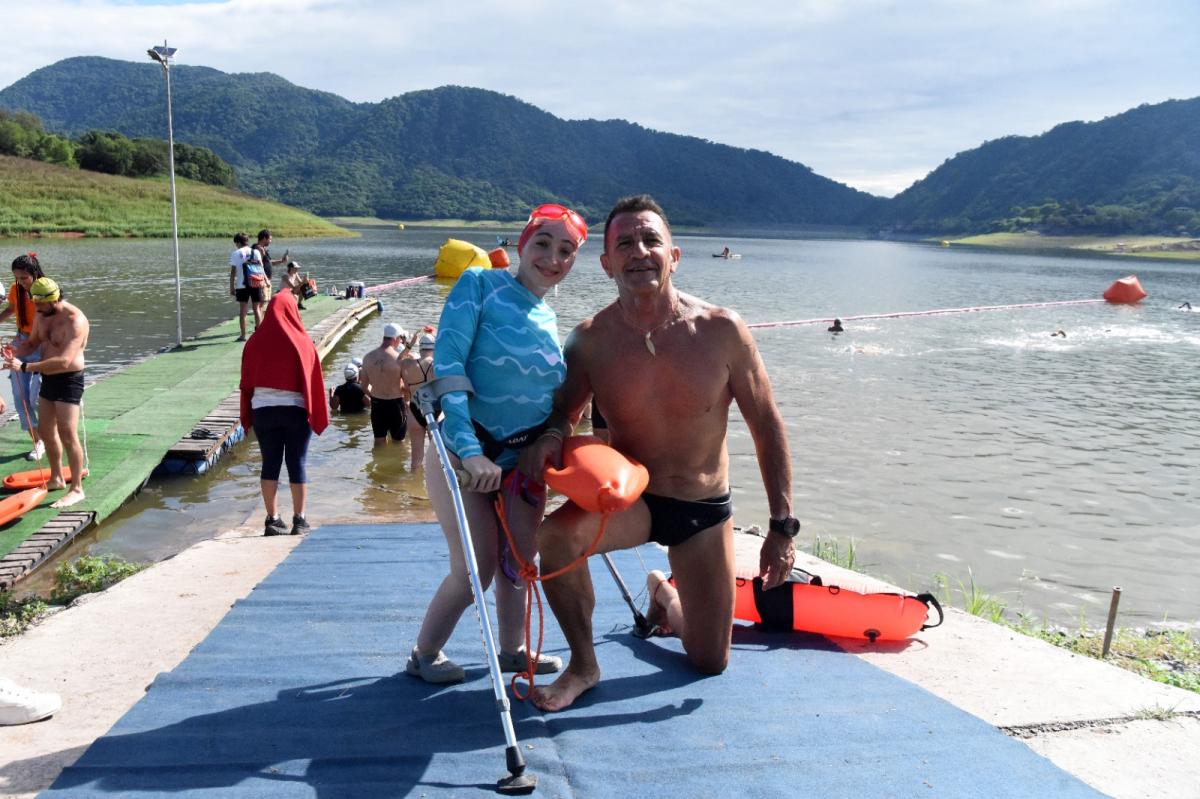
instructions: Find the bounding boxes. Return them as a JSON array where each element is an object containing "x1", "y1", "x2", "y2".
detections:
[
  {"x1": 643, "y1": 491, "x2": 733, "y2": 547},
  {"x1": 371, "y1": 397, "x2": 408, "y2": 441},
  {"x1": 39, "y1": 370, "x2": 85, "y2": 405}
]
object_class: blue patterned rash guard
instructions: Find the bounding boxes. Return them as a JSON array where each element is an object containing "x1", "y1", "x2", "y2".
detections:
[{"x1": 434, "y1": 268, "x2": 565, "y2": 469}]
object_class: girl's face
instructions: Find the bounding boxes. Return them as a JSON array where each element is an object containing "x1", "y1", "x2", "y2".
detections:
[
  {"x1": 514, "y1": 218, "x2": 579, "y2": 297},
  {"x1": 12, "y1": 269, "x2": 34, "y2": 290}
]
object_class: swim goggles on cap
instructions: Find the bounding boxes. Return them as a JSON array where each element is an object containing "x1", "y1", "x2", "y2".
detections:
[
  {"x1": 29, "y1": 277, "x2": 60, "y2": 303},
  {"x1": 527, "y1": 204, "x2": 588, "y2": 243},
  {"x1": 517, "y1": 203, "x2": 588, "y2": 254}
]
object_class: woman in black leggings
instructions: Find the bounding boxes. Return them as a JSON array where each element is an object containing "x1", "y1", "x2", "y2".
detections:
[{"x1": 240, "y1": 292, "x2": 329, "y2": 535}]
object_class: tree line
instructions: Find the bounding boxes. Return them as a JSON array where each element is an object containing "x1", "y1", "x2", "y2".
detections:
[{"x1": 0, "y1": 109, "x2": 234, "y2": 187}]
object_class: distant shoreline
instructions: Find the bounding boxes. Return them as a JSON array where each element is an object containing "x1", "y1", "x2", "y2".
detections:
[{"x1": 936, "y1": 232, "x2": 1200, "y2": 261}]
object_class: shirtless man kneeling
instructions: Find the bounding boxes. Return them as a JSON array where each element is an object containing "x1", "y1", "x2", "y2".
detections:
[
  {"x1": 360, "y1": 322, "x2": 412, "y2": 447},
  {"x1": 521, "y1": 195, "x2": 798, "y2": 712},
  {"x1": 4, "y1": 277, "x2": 90, "y2": 508}
]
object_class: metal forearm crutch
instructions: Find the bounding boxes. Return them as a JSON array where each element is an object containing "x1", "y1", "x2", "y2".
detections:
[{"x1": 415, "y1": 379, "x2": 537, "y2": 795}]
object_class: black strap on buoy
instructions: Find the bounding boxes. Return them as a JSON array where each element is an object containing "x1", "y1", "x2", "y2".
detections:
[{"x1": 917, "y1": 593, "x2": 944, "y2": 630}]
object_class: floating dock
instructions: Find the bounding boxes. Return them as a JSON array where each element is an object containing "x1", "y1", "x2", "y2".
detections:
[{"x1": 0, "y1": 295, "x2": 378, "y2": 591}]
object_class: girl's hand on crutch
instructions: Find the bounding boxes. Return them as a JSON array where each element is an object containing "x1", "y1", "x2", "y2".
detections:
[{"x1": 459, "y1": 454, "x2": 502, "y2": 493}]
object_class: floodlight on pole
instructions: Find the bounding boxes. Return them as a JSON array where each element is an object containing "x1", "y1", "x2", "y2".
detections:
[{"x1": 148, "y1": 40, "x2": 183, "y2": 348}]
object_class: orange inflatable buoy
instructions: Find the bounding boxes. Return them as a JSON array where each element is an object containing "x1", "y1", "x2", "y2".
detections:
[
  {"x1": 732, "y1": 572, "x2": 942, "y2": 642},
  {"x1": 0, "y1": 486, "x2": 48, "y2": 526},
  {"x1": 544, "y1": 436, "x2": 649, "y2": 514},
  {"x1": 488, "y1": 247, "x2": 511, "y2": 268},
  {"x1": 4, "y1": 466, "x2": 88, "y2": 492},
  {"x1": 1103, "y1": 275, "x2": 1147, "y2": 304}
]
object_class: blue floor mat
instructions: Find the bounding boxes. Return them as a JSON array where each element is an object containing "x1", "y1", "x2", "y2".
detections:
[{"x1": 43, "y1": 523, "x2": 1104, "y2": 798}]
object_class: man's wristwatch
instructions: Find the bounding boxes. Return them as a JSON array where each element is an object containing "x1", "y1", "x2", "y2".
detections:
[{"x1": 769, "y1": 516, "x2": 801, "y2": 538}]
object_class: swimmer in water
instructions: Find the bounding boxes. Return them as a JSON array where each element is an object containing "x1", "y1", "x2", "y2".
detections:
[
  {"x1": 828, "y1": 318, "x2": 844, "y2": 333},
  {"x1": 1051, "y1": 330, "x2": 1066, "y2": 338}
]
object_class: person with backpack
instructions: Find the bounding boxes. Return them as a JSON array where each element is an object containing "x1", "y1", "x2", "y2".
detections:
[{"x1": 229, "y1": 232, "x2": 266, "y2": 341}]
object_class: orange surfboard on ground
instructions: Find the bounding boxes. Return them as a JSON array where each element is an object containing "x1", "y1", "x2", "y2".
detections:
[
  {"x1": 0, "y1": 486, "x2": 48, "y2": 525},
  {"x1": 3, "y1": 466, "x2": 88, "y2": 492}
]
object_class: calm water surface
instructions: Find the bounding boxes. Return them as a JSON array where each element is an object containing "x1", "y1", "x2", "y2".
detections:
[{"x1": 3, "y1": 228, "x2": 1197, "y2": 629}]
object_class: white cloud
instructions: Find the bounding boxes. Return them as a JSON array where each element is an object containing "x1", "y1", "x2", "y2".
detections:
[{"x1": 2, "y1": 0, "x2": 1197, "y2": 196}]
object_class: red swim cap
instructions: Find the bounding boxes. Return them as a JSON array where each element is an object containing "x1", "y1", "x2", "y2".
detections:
[{"x1": 517, "y1": 203, "x2": 588, "y2": 256}]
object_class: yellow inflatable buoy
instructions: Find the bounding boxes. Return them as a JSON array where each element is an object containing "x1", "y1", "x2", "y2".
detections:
[{"x1": 434, "y1": 239, "x2": 491, "y2": 279}]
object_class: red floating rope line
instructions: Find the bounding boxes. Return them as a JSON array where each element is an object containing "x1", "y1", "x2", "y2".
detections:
[
  {"x1": 363, "y1": 274, "x2": 435, "y2": 294},
  {"x1": 745, "y1": 298, "x2": 1106, "y2": 330}
]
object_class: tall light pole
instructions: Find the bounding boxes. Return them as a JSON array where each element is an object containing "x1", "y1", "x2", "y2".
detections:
[{"x1": 147, "y1": 41, "x2": 183, "y2": 348}]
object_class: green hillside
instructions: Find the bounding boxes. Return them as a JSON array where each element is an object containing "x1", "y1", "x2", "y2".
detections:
[
  {"x1": 874, "y1": 97, "x2": 1200, "y2": 235},
  {"x1": 0, "y1": 154, "x2": 350, "y2": 238},
  {"x1": 0, "y1": 57, "x2": 880, "y2": 227}
]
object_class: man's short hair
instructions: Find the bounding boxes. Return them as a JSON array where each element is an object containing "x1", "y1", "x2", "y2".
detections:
[
  {"x1": 603, "y1": 194, "x2": 670, "y2": 249},
  {"x1": 233, "y1": 232, "x2": 249, "y2": 247},
  {"x1": 257, "y1": 229, "x2": 271, "y2": 242}
]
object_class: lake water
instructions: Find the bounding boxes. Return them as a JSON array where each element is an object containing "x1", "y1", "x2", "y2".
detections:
[{"x1": 3, "y1": 228, "x2": 1197, "y2": 630}]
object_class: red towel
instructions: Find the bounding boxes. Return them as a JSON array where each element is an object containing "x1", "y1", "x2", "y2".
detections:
[{"x1": 239, "y1": 291, "x2": 329, "y2": 435}]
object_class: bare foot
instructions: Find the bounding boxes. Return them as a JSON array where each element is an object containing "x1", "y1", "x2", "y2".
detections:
[
  {"x1": 50, "y1": 488, "x2": 85, "y2": 508},
  {"x1": 646, "y1": 570, "x2": 675, "y2": 635},
  {"x1": 45, "y1": 479, "x2": 67, "y2": 491},
  {"x1": 529, "y1": 665, "x2": 600, "y2": 712}
]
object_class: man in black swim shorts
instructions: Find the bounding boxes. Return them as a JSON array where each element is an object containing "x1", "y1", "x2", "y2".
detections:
[
  {"x1": 370, "y1": 396, "x2": 407, "y2": 442},
  {"x1": 4, "y1": 276, "x2": 91, "y2": 509},
  {"x1": 523, "y1": 195, "x2": 797, "y2": 713},
  {"x1": 360, "y1": 322, "x2": 412, "y2": 446},
  {"x1": 39, "y1": 370, "x2": 85, "y2": 405}
]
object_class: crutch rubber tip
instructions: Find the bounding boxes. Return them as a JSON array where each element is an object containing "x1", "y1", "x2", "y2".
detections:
[{"x1": 497, "y1": 745, "x2": 537, "y2": 794}]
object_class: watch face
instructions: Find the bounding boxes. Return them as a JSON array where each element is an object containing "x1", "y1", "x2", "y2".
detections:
[{"x1": 772, "y1": 517, "x2": 801, "y2": 537}]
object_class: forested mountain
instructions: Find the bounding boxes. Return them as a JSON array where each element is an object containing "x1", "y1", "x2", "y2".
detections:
[
  {"x1": 875, "y1": 97, "x2": 1200, "y2": 235},
  {"x1": 0, "y1": 57, "x2": 878, "y2": 225},
  {"x1": 5, "y1": 57, "x2": 1196, "y2": 235}
]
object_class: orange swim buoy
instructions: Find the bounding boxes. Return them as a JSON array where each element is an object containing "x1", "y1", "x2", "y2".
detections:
[
  {"x1": 0, "y1": 486, "x2": 48, "y2": 526},
  {"x1": 488, "y1": 247, "x2": 510, "y2": 268},
  {"x1": 4, "y1": 466, "x2": 88, "y2": 492},
  {"x1": 544, "y1": 436, "x2": 649, "y2": 513},
  {"x1": 1102, "y1": 275, "x2": 1147, "y2": 304},
  {"x1": 732, "y1": 572, "x2": 942, "y2": 642}
]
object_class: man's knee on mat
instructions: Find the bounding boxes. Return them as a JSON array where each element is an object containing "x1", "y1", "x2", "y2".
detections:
[{"x1": 686, "y1": 648, "x2": 729, "y2": 675}]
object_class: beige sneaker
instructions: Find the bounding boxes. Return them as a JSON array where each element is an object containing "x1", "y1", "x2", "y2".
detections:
[
  {"x1": 498, "y1": 649, "x2": 563, "y2": 674},
  {"x1": 405, "y1": 648, "x2": 465, "y2": 684},
  {"x1": 0, "y1": 678, "x2": 61, "y2": 725}
]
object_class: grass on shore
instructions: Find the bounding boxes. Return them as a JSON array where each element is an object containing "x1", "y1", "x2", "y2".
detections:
[
  {"x1": 943, "y1": 231, "x2": 1200, "y2": 260},
  {"x1": 811, "y1": 535, "x2": 1200, "y2": 696},
  {"x1": 0, "y1": 554, "x2": 148, "y2": 638},
  {"x1": 0, "y1": 155, "x2": 352, "y2": 239}
]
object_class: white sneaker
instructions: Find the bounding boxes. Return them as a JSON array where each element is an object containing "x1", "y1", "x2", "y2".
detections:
[
  {"x1": 25, "y1": 440, "x2": 45, "y2": 461},
  {"x1": 0, "y1": 678, "x2": 61, "y2": 725}
]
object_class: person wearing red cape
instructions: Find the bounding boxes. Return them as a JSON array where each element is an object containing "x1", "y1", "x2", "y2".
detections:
[{"x1": 240, "y1": 291, "x2": 329, "y2": 536}]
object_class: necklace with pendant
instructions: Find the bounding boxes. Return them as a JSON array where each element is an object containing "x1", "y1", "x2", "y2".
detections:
[{"x1": 620, "y1": 299, "x2": 677, "y2": 356}]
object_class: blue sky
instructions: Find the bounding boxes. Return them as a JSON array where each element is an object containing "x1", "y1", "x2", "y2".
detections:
[{"x1": 4, "y1": 0, "x2": 1198, "y2": 196}]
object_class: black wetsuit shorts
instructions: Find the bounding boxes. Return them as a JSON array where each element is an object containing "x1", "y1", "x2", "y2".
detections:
[
  {"x1": 40, "y1": 370, "x2": 85, "y2": 405},
  {"x1": 643, "y1": 491, "x2": 733, "y2": 547},
  {"x1": 408, "y1": 399, "x2": 427, "y2": 429},
  {"x1": 371, "y1": 397, "x2": 408, "y2": 441}
]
